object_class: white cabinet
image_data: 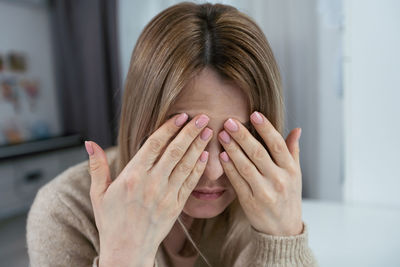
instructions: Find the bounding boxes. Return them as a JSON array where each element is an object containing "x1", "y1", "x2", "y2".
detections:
[{"x1": 0, "y1": 146, "x2": 87, "y2": 219}]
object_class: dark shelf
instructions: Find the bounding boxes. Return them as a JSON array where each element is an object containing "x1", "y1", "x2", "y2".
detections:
[{"x1": 0, "y1": 134, "x2": 84, "y2": 160}]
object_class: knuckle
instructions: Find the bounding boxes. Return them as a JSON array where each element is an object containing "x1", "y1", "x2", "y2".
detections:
[
  {"x1": 273, "y1": 177, "x2": 287, "y2": 193},
  {"x1": 186, "y1": 127, "x2": 199, "y2": 140},
  {"x1": 287, "y1": 160, "x2": 298, "y2": 173},
  {"x1": 184, "y1": 168, "x2": 202, "y2": 191},
  {"x1": 225, "y1": 144, "x2": 238, "y2": 154},
  {"x1": 271, "y1": 139, "x2": 285, "y2": 154},
  {"x1": 123, "y1": 176, "x2": 137, "y2": 192},
  {"x1": 89, "y1": 159, "x2": 102, "y2": 174},
  {"x1": 169, "y1": 145, "x2": 185, "y2": 161},
  {"x1": 166, "y1": 123, "x2": 179, "y2": 136},
  {"x1": 194, "y1": 160, "x2": 206, "y2": 175},
  {"x1": 241, "y1": 164, "x2": 254, "y2": 177},
  {"x1": 183, "y1": 180, "x2": 195, "y2": 194},
  {"x1": 186, "y1": 176, "x2": 199, "y2": 190},
  {"x1": 177, "y1": 161, "x2": 193, "y2": 175},
  {"x1": 193, "y1": 137, "x2": 205, "y2": 151},
  {"x1": 238, "y1": 130, "x2": 248, "y2": 142},
  {"x1": 147, "y1": 138, "x2": 163, "y2": 153},
  {"x1": 252, "y1": 146, "x2": 266, "y2": 161}
]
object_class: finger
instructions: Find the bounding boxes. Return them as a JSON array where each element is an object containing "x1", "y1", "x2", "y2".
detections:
[
  {"x1": 135, "y1": 113, "x2": 189, "y2": 171},
  {"x1": 85, "y1": 141, "x2": 112, "y2": 201},
  {"x1": 152, "y1": 114, "x2": 210, "y2": 177},
  {"x1": 222, "y1": 118, "x2": 275, "y2": 175},
  {"x1": 249, "y1": 111, "x2": 294, "y2": 169},
  {"x1": 169, "y1": 127, "x2": 213, "y2": 190},
  {"x1": 285, "y1": 128, "x2": 302, "y2": 165},
  {"x1": 218, "y1": 151, "x2": 253, "y2": 199},
  {"x1": 218, "y1": 130, "x2": 265, "y2": 195},
  {"x1": 177, "y1": 151, "x2": 209, "y2": 206}
]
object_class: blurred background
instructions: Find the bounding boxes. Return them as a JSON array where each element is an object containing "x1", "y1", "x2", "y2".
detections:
[{"x1": 0, "y1": 0, "x2": 399, "y2": 266}]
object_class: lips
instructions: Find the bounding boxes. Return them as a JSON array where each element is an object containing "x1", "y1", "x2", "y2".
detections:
[
  {"x1": 193, "y1": 188, "x2": 225, "y2": 194},
  {"x1": 191, "y1": 189, "x2": 225, "y2": 200}
]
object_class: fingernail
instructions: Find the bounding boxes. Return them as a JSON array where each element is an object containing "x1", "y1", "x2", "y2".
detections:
[
  {"x1": 224, "y1": 118, "x2": 238, "y2": 132},
  {"x1": 175, "y1": 113, "x2": 188, "y2": 127},
  {"x1": 195, "y1": 115, "x2": 209, "y2": 128},
  {"x1": 220, "y1": 151, "x2": 229, "y2": 162},
  {"x1": 200, "y1": 151, "x2": 209, "y2": 162},
  {"x1": 201, "y1": 128, "x2": 212, "y2": 141},
  {"x1": 298, "y1": 128, "x2": 302, "y2": 141},
  {"x1": 219, "y1": 130, "x2": 231, "y2": 144},
  {"x1": 85, "y1": 141, "x2": 94, "y2": 156},
  {"x1": 251, "y1": 111, "x2": 263, "y2": 124}
]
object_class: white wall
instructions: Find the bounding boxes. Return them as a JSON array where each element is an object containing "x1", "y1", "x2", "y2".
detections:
[
  {"x1": 315, "y1": 0, "x2": 344, "y2": 201},
  {"x1": 343, "y1": 0, "x2": 400, "y2": 206}
]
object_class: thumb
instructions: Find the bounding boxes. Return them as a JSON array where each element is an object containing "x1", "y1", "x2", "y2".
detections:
[
  {"x1": 85, "y1": 141, "x2": 112, "y2": 200},
  {"x1": 285, "y1": 128, "x2": 301, "y2": 165}
]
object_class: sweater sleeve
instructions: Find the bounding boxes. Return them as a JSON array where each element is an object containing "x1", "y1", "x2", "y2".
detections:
[
  {"x1": 233, "y1": 221, "x2": 319, "y2": 267},
  {"x1": 26, "y1": 187, "x2": 99, "y2": 267}
]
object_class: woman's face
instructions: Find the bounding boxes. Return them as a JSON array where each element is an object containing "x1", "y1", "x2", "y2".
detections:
[{"x1": 166, "y1": 67, "x2": 250, "y2": 219}]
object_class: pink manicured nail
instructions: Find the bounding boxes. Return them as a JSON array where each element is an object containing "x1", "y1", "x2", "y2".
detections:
[
  {"x1": 195, "y1": 115, "x2": 210, "y2": 128},
  {"x1": 219, "y1": 130, "x2": 231, "y2": 144},
  {"x1": 201, "y1": 128, "x2": 212, "y2": 141},
  {"x1": 225, "y1": 118, "x2": 238, "y2": 132},
  {"x1": 85, "y1": 141, "x2": 94, "y2": 156},
  {"x1": 200, "y1": 151, "x2": 209, "y2": 162},
  {"x1": 175, "y1": 113, "x2": 188, "y2": 127},
  {"x1": 220, "y1": 151, "x2": 230, "y2": 162},
  {"x1": 251, "y1": 111, "x2": 263, "y2": 124}
]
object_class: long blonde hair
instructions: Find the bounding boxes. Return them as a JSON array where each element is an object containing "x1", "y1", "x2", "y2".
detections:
[{"x1": 116, "y1": 2, "x2": 285, "y2": 266}]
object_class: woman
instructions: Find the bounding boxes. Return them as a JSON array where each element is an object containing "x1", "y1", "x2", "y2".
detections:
[{"x1": 27, "y1": 2, "x2": 318, "y2": 267}]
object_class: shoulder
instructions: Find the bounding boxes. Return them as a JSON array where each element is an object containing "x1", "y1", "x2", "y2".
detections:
[
  {"x1": 30, "y1": 145, "x2": 119, "y2": 218},
  {"x1": 26, "y1": 145, "x2": 119, "y2": 266},
  {"x1": 34, "y1": 145, "x2": 119, "y2": 216}
]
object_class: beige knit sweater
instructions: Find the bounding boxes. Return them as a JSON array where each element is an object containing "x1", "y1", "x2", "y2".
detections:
[{"x1": 26, "y1": 146, "x2": 318, "y2": 267}]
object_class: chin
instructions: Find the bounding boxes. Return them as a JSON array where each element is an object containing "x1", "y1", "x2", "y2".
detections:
[{"x1": 182, "y1": 190, "x2": 236, "y2": 219}]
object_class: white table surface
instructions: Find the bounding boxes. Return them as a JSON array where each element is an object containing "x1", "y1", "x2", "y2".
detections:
[{"x1": 302, "y1": 198, "x2": 400, "y2": 267}]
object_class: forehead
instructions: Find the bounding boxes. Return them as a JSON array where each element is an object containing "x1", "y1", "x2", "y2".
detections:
[{"x1": 168, "y1": 68, "x2": 249, "y2": 121}]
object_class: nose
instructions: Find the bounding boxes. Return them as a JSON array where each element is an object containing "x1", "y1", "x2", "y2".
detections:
[{"x1": 201, "y1": 137, "x2": 224, "y2": 181}]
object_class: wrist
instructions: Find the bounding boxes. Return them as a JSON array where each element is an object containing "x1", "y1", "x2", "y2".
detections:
[
  {"x1": 99, "y1": 246, "x2": 157, "y2": 267},
  {"x1": 99, "y1": 255, "x2": 156, "y2": 267}
]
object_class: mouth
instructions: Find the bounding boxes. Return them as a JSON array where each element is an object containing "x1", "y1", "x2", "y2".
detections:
[{"x1": 191, "y1": 190, "x2": 226, "y2": 200}]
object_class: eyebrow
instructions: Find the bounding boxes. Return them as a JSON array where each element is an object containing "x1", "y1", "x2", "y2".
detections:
[{"x1": 167, "y1": 112, "x2": 251, "y2": 129}]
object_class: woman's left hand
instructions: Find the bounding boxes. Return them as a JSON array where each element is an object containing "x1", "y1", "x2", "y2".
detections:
[{"x1": 218, "y1": 111, "x2": 303, "y2": 236}]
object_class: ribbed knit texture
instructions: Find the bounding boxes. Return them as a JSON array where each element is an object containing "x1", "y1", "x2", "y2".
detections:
[
  {"x1": 26, "y1": 146, "x2": 319, "y2": 267},
  {"x1": 250, "y1": 224, "x2": 316, "y2": 266}
]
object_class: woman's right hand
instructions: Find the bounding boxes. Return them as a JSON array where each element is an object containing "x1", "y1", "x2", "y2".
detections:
[{"x1": 85, "y1": 113, "x2": 213, "y2": 267}]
